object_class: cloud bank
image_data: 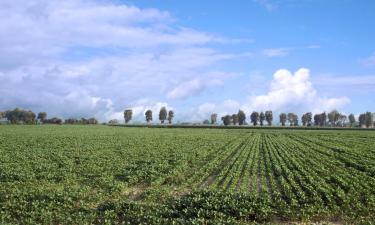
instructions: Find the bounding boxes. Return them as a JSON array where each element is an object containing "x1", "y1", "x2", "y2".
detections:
[{"x1": 0, "y1": 0, "x2": 240, "y2": 121}]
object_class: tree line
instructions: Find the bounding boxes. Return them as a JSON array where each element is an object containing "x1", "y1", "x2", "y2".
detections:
[
  {"x1": 1, "y1": 107, "x2": 374, "y2": 128},
  {"x1": 0, "y1": 108, "x2": 98, "y2": 125},
  {"x1": 211, "y1": 110, "x2": 374, "y2": 128},
  {"x1": 123, "y1": 106, "x2": 175, "y2": 124}
]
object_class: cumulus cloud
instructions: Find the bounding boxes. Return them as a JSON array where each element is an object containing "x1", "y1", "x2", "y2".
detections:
[
  {"x1": 192, "y1": 68, "x2": 350, "y2": 122},
  {"x1": 244, "y1": 68, "x2": 350, "y2": 113}
]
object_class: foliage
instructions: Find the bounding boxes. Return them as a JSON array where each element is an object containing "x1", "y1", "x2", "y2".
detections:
[
  {"x1": 145, "y1": 110, "x2": 153, "y2": 123},
  {"x1": 221, "y1": 115, "x2": 232, "y2": 126},
  {"x1": 124, "y1": 109, "x2": 133, "y2": 124},
  {"x1": 210, "y1": 113, "x2": 218, "y2": 125},
  {"x1": 279, "y1": 113, "x2": 287, "y2": 126},
  {"x1": 1, "y1": 126, "x2": 375, "y2": 224},
  {"x1": 265, "y1": 111, "x2": 273, "y2": 126},
  {"x1": 159, "y1": 107, "x2": 167, "y2": 124},
  {"x1": 250, "y1": 112, "x2": 259, "y2": 126},
  {"x1": 167, "y1": 110, "x2": 174, "y2": 124},
  {"x1": 237, "y1": 110, "x2": 246, "y2": 125},
  {"x1": 37, "y1": 112, "x2": 47, "y2": 123},
  {"x1": 65, "y1": 118, "x2": 98, "y2": 125},
  {"x1": 4, "y1": 108, "x2": 36, "y2": 124}
]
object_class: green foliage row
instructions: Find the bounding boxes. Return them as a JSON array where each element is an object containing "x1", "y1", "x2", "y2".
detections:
[{"x1": 0, "y1": 125, "x2": 374, "y2": 224}]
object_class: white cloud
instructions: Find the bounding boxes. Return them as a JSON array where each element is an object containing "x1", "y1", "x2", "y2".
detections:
[
  {"x1": 0, "y1": 0, "x2": 247, "y2": 121},
  {"x1": 167, "y1": 79, "x2": 204, "y2": 100},
  {"x1": 244, "y1": 68, "x2": 350, "y2": 113},
  {"x1": 192, "y1": 68, "x2": 350, "y2": 122},
  {"x1": 262, "y1": 48, "x2": 291, "y2": 57}
]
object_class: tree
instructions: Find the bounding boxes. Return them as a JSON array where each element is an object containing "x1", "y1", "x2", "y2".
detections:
[
  {"x1": 210, "y1": 113, "x2": 218, "y2": 125},
  {"x1": 145, "y1": 110, "x2": 153, "y2": 123},
  {"x1": 0, "y1": 111, "x2": 5, "y2": 119},
  {"x1": 124, "y1": 109, "x2": 133, "y2": 124},
  {"x1": 302, "y1": 112, "x2": 312, "y2": 126},
  {"x1": 44, "y1": 117, "x2": 63, "y2": 125},
  {"x1": 265, "y1": 111, "x2": 273, "y2": 126},
  {"x1": 237, "y1": 110, "x2": 246, "y2": 125},
  {"x1": 5, "y1": 108, "x2": 36, "y2": 124},
  {"x1": 167, "y1": 110, "x2": 174, "y2": 124},
  {"x1": 359, "y1": 113, "x2": 366, "y2": 127},
  {"x1": 328, "y1": 110, "x2": 340, "y2": 127},
  {"x1": 259, "y1": 112, "x2": 265, "y2": 126},
  {"x1": 365, "y1": 112, "x2": 374, "y2": 128},
  {"x1": 313, "y1": 114, "x2": 319, "y2": 126},
  {"x1": 232, "y1": 114, "x2": 239, "y2": 125},
  {"x1": 320, "y1": 112, "x2": 327, "y2": 127},
  {"x1": 37, "y1": 112, "x2": 47, "y2": 123},
  {"x1": 108, "y1": 119, "x2": 119, "y2": 125},
  {"x1": 287, "y1": 113, "x2": 294, "y2": 126},
  {"x1": 221, "y1": 115, "x2": 232, "y2": 126},
  {"x1": 293, "y1": 114, "x2": 299, "y2": 126},
  {"x1": 287, "y1": 113, "x2": 298, "y2": 126},
  {"x1": 348, "y1": 114, "x2": 356, "y2": 127},
  {"x1": 338, "y1": 114, "x2": 347, "y2": 127},
  {"x1": 279, "y1": 113, "x2": 287, "y2": 126},
  {"x1": 159, "y1": 107, "x2": 167, "y2": 124},
  {"x1": 203, "y1": 119, "x2": 210, "y2": 124},
  {"x1": 250, "y1": 112, "x2": 259, "y2": 126},
  {"x1": 88, "y1": 118, "x2": 98, "y2": 124}
]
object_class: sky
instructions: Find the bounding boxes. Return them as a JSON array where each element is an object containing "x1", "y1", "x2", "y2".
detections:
[{"x1": 0, "y1": 0, "x2": 374, "y2": 122}]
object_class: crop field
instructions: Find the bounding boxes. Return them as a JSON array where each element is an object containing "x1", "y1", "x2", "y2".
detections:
[{"x1": 0, "y1": 125, "x2": 374, "y2": 224}]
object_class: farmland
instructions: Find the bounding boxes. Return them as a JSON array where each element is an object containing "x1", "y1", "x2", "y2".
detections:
[{"x1": 0, "y1": 125, "x2": 374, "y2": 224}]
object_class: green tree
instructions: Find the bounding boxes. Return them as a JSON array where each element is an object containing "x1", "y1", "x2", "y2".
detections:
[
  {"x1": 328, "y1": 110, "x2": 340, "y2": 127},
  {"x1": 348, "y1": 114, "x2": 356, "y2": 127},
  {"x1": 5, "y1": 108, "x2": 36, "y2": 124},
  {"x1": 210, "y1": 113, "x2": 218, "y2": 125},
  {"x1": 365, "y1": 112, "x2": 374, "y2": 128},
  {"x1": 359, "y1": 113, "x2": 366, "y2": 127},
  {"x1": 237, "y1": 110, "x2": 246, "y2": 125},
  {"x1": 293, "y1": 114, "x2": 299, "y2": 126},
  {"x1": 159, "y1": 107, "x2": 167, "y2": 124},
  {"x1": 37, "y1": 112, "x2": 47, "y2": 123},
  {"x1": 287, "y1": 113, "x2": 298, "y2": 126},
  {"x1": 302, "y1": 112, "x2": 312, "y2": 126},
  {"x1": 320, "y1": 112, "x2": 327, "y2": 127},
  {"x1": 221, "y1": 115, "x2": 231, "y2": 126},
  {"x1": 108, "y1": 119, "x2": 119, "y2": 125},
  {"x1": 265, "y1": 111, "x2": 273, "y2": 126},
  {"x1": 124, "y1": 109, "x2": 133, "y2": 124},
  {"x1": 338, "y1": 114, "x2": 347, "y2": 127},
  {"x1": 88, "y1": 118, "x2": 98, "y2": 124},
  {"x1": 250, "y1": 112, "x2": 259, "y2": 126},
  {"x1": 279, "y1": 113, "x2": 287, "y2": 126},
  {"x1": 167, "y1": 110, "x2": 174, "y2": 124},
  {"x1": 259, "y1": 112, "x2": 265, "y2": 126},
  {"x1": 232, "y1": 114, "x2": 239, "y2": 125},
  {"x1": 314, "y1": 114, "x2": 320, "y2": 126},
  {"x1": 145, "y1": 110, "x2": 153, "y2": 123}
]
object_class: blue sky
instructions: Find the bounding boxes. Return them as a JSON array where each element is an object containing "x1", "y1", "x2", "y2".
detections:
[{"x1": 0, "y1": 0, "x2": 374, "y2": 122}]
